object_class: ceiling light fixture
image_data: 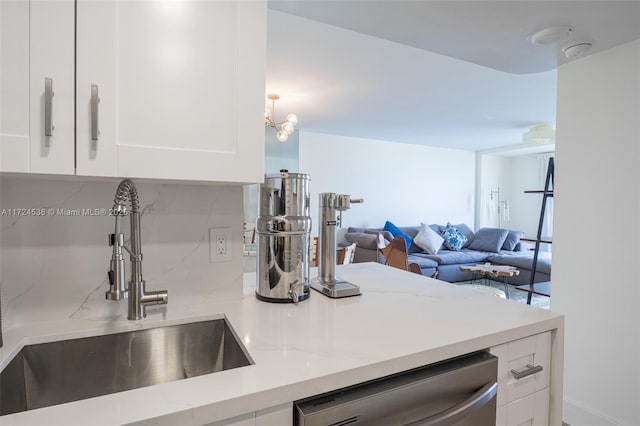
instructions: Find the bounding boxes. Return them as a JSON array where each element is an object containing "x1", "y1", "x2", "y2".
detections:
[
  {"x1": 523, "y1": 123, "x2": 555, "y2": 145},
  {"x1": 529, "y1": 26, "x2": 574, "y2": 45},
  {"x1": 264, "y1": 94, "x2": 298, "y2": 142},
  {"x1": 562, "y1": 42, "x2": 593, "y2": 59}
]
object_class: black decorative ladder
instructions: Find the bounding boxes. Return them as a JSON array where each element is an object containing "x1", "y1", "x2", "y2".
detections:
[{"x1": 522, "y1": 157, "x2": 554, "y2": 305}]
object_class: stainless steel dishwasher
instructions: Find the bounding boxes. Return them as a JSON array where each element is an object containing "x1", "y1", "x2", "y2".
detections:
[{"x1": 293, "y1": 351, "x2": 497, "y2": 426}]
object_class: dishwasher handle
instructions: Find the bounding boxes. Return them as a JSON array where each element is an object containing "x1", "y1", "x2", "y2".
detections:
[{"x1": 407, "y1": 381, "x2": 498, "y2": 426}]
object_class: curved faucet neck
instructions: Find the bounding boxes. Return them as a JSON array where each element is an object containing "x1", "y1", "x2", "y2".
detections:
[
  {"x1": 106, "y1": 179, "x2": 168, "y2": 320},
  {"x1": 113, "y1": 178, "x2": 140, "y2": 214},
  {"x1": 113, "y1": 179, "x2": 143, "y2": 280}
]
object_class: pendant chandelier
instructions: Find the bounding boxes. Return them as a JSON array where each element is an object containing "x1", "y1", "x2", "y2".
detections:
[{"x1": 264, "y1": 94, "x2": 298, "y2": 142}]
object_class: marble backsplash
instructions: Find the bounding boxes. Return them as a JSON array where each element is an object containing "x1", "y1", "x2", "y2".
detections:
[{"x1": 0, "y1": 176, "x2": 245, "y2": 330}]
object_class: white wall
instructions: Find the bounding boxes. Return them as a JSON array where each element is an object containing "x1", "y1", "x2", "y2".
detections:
[
  {"x1": 505, "y1": 154, "x2": 552, "y2": 238},
  {"x1": 477, "y1": 152, "x2": 554, "y2": 241},
  {"x1": 476, "y1": 154, "x2": 509, "y2": 229},
  {"x1": 0, "y1": 177, "x2": 245, "y2": 329},
  {"x1": 554, "y1": 39, "x2": 639, "y2": 425},
  {"x1": 299, "y1": 132, "x2": 476, "y2": 236},
  {"x1": 508, "y1": 154, "x2": 555, "y2": 253}
]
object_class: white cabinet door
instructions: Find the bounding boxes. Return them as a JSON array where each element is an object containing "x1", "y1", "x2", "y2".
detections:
[
  {"x1": 1, "y1": 0, "x2": 74, "y2": 174},
  {"x1": 76, "y1": 0, "x2": 266, "y2": 182},
  {"x1": 496, "y1": 387, "x2": 550, "y2": 426}
]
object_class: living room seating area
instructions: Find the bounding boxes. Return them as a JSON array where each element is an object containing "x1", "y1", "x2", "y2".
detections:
[{"x1": 342, "y1": 222, "x2": 551, "y2": 286}]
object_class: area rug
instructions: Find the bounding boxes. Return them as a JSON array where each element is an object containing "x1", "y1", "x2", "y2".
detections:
[{"x1": 455, "y1": 280, "x2": 550, "y2": 310}]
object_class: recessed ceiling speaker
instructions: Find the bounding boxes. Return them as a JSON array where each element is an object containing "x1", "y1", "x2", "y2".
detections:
[
  {"x1": 530, "y1": 26, "x2": 574, "y2": 45},
  {"x1": 562, "y1": 42, "x2": 593, "y2": 59}
]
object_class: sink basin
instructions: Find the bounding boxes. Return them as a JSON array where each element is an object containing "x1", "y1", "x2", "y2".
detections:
[{"x1": 0, "y1": 318, "x2": 252, "y2": 415}]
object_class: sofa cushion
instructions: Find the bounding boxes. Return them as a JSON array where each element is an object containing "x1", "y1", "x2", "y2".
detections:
[
  {"x1": 414, "y1": 223, "x2": 444, "y2": 254},
  {"x1": 395, "y1": 226, "x2": 425, "y2": 254},
  {"x1": 407, "y1": 253, "x2": 439, "y2": 269},
  {"x1": 422, "y1": 249, "x2": 490, "y2": 265},
  {"x1": 441, "y1": 223, "x2": 468, "y2": 251},
  {"x1": 398, "y1": 226, "x2": 421, "y2": 238},
  {"x1": 487, "y1": 252, "x2": 552, "y2": 275},
  {"x1": 344, "y1": 232, "x2": 379, "y2": 250},
  {"x1": 502, "y1": 230, "x2": 525, "y2": 251},
  {"x1": 383, "y1": 221, "x2": 412, "y2": 251},
  {"x1": 467, "y1": 228, "x2": 509, "y2": 253},
  {"x1": 347, "y1": 226, "x2": 367, "y2": 234},
  {"x1": 363, "y1": 229, "x2": 392, "y2": 241}
]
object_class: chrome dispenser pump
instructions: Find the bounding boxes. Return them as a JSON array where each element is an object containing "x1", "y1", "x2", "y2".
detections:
[{"x1": 311, "y1": 193, "x2": 363, "y2": 298}]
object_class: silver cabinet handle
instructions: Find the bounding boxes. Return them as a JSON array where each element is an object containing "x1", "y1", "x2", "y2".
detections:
[
  {"x1": 407, "y1": 381, "x2": 498, "y2": 425},
  {"x1": 90, "y1": 84, "x2": 100, "y2": 141},
  {"x1": 511, "y1": 364, "x2": 543, "y2": 380},
  {"x1": 44, "y1": 77, "x2": 54, "y2": 136}
]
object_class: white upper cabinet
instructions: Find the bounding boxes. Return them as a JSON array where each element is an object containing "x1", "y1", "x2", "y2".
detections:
[
  {"x1": 76, "y1": 0, "x2": 266, "y2": 183},
  {"x1": 1, "y1": 0, "x2": 75, "y2": 174}
]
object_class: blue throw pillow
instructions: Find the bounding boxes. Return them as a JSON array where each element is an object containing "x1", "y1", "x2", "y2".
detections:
[
  {"x1": 441, "y1": 223, "x2": 468, "y2": 251},
  {"x1": 451, "y1": 223, "x2": 475, "y2": 247},
  {"x1": 383, "y1": 221, "x2": 412, "y2": 252}
]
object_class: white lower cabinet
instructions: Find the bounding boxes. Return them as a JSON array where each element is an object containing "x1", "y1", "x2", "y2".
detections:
[
  {"x1": 207, "y1": 403, "x2": 292, "y2": 426},
  {"x1": 496, "y1": 387, "x2": 550, "y2": 426},
  {"x1": 491, "y1": 331, "x2": 552, "y2": 426}
]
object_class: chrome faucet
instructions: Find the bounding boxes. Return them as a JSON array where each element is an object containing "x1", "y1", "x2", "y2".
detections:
[{"x1": 106, "y1": 179, "x2": 168, "y2": 320}]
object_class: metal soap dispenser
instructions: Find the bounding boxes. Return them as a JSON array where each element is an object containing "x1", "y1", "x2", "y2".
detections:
[{"x1": 311, "y1": 193, "x2": 363, "y2": 298}]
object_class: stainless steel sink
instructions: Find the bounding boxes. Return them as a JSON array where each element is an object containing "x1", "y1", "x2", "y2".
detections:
[{"x1": 0, "y1": 318, "x2": 252, "y2": 415}]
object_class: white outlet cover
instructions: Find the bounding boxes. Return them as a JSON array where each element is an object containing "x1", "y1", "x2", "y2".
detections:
[{"x1": 210, "y1": 228, "x2": 232, "y2": 263}]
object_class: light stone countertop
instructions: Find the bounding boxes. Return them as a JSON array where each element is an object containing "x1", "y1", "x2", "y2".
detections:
[{"x1": 0, "y1": 263, "x2": 563, "y2": 426}]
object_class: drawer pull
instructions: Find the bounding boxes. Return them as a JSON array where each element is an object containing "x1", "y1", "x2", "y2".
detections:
[
  {"x1": 44, "y1": 77, "x2": 54, "y2": 136},
  {"x1": 511, "y1": 364, "x2": 543, "y2": 380},
  {"x1": 90, "y1": 84, "x2": 100, "y2": 141}
]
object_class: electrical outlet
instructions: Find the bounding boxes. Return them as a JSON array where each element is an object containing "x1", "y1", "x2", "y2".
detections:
[
  {"x1": 210, "y1": 228, "x2": 232, "y2": 263},
  {"x1": 216, "y1": 234, "x2": 226, "y2": 255}
]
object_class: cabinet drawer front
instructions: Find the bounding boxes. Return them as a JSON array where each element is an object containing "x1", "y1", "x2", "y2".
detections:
[
  {"x1": 496, "y1": 387, "x2": 550, "y2": 426},
  {"x1": 491, "y1": 331, "x2": 551, "y2": 406}
]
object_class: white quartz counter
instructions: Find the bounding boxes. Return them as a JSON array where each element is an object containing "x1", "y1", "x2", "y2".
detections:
[{"x1": 0, "y1": 263, "x2": 563, "y2": 425}]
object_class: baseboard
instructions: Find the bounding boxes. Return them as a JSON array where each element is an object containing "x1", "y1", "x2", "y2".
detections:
[{"x1": 563, "y1": 398, "x2": 621, "y2": 426}]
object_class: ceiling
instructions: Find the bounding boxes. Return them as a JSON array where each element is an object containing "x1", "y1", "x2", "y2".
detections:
[{"x1": 265, "y1": 1, "x2": 640, "y2": 152}]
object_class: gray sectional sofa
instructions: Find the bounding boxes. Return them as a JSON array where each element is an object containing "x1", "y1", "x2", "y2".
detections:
[{"x1": 341, "y1": 225, "x2": 551, "y2": 286}]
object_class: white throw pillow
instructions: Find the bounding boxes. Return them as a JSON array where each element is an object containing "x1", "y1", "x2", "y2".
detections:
[{"x1": 414, "y1": 223, "x2": 444, "y2": 254}]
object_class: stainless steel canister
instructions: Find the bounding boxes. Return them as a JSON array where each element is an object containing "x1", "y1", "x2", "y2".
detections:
[{"x1": 256, "y1": 170, "x2": 311, "y2": 303}]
